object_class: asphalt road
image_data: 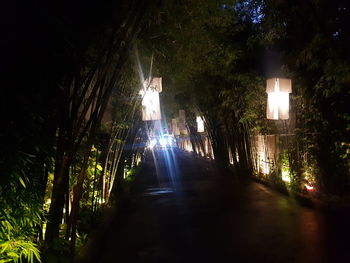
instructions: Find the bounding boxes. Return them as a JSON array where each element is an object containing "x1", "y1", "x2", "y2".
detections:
[{"x1": 81, "y1": 148, "x2": 350, "y2": 263}]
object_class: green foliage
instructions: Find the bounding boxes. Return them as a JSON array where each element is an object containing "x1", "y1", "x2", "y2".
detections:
[
  {"x1": 0, "y1": 237, "x2": 41, "y2": 263},
  {"x1": 0, "y1": 152, "x2": 43, "y2": 263},
  {"x1": 124, "y1": 164, "x2": 140, "y2": 182},
  {"x1": 0, "y1": 204, "x2": 42, "y2": 263}
]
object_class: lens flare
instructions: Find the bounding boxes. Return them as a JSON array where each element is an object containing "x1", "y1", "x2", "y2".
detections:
[{"x1": 160, "y1": 137, "x2": 167, "y2": 147}]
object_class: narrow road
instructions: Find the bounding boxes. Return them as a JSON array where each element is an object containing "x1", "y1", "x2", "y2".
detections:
[{"x1": 82, "y1": 148, "x2": 350, "y2": 263}]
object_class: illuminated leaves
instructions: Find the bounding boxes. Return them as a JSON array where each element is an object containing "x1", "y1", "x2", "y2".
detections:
[
  {"x1": 96, "y1": 164, "x2": 103, "y2": 171},
  {"x1": 19, "y1": 177, "x2": 26, "y2": 189}
]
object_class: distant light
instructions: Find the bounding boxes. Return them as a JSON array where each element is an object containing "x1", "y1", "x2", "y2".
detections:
[
  {"x1": 178, "y1": 110, "x2": 188, "y2": 135},
  {"x1": 171, "y1": 118, "x2": 180, "y2": 136},
  {"x1": 148, "y1": 138, "x2": 157, "y2": 149},
  {"x1": 167, "y1": 136, "x2": 175, "y2": 146},
  {"x1": 159, "y1": 137, "x2": 167, "y2": 147},
  {"x1": 305, "y1": 184, "x2": 314, "y2": 191},
  {"x1": 196, "y1": 116, "x2": 205, "y2": 132},
  {"x1": 139, "y1": 77, "x2": 162, "y2": 121},
  {"x1": 282, "y1": 170, "x2": 291, "y2": 183}
]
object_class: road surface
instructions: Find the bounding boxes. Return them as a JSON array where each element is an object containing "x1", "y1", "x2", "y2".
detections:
[{"x1": 81, "y1": 148, "x2": 350, "y2": 263}]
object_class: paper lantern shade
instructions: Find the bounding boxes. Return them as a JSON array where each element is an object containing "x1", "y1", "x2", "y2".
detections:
[
  {"x1": 178, "y1": 110, "x2": 186, "y2": 131},
  {"x1": 147, "y1": 77, "x2": 162, "y2": 92},
  {"x1": 266, "y1": 78, "x2": 292, "y2": 120},
  {"x1": 141, "y1": 90, "x2": 161, "y2": 120},
  {"x1": 196, "y1": 116, "x2": 204, "y2": 132},
  {"x1": 139, "y1": 77, "x2": 162, "y2": 121},
  {"x1": 171, "y1": 118, "x2": 180, "y2": 136}
]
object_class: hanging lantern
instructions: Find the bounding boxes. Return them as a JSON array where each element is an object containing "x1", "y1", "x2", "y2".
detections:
[
  {"x1": 178, "y1": 110, "x2": 188, "y2": 135},
  {"x1": 266, "y1": 78, "x2": 292, "y2": 120},
  {"x1": 196, "y1": 116, "x2": 204, "y2": 133},
  {"x1": 139, "y1": 77, "x2": 162, "y2": 121},
  {"x1": 171, "y1": 118, "x2": 180, "y2": 136}
]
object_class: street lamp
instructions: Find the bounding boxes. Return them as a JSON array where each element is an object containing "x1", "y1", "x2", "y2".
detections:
[{"x1": 266, "y1": 78, "x2": 292, "y2": 120}]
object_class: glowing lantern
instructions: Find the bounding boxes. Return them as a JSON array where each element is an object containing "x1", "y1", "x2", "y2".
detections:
[
  {"x1": 139, "y1": 77, "x2": 162, "y2": 121},
  {"x1": 178, "y1": 110, "x2": 188, "y2": 135},
  {"x1": 171, "y1": 118, "x2": 180, "y2": 136},
  {"x1": 266, "y1": 78, "x2": 292, "y2": 120},
  {"x1": 196, "y1": 116, "x2": 204, "y2": 132}
]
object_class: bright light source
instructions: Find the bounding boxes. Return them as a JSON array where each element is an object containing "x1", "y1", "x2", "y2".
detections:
[
  {"x1": 196, "y1": 116, "x2": 204, "y2": 132},
  {"x1": 159, "y1": 137, "x2": 167, "y2": 147},
  {"x1": 167, "y1": 136, "x2": 175, "y2": 146},
  {"x1": 148, "y1": 138, "x2": 157, "y2": 148},
  {"x1": 140, "y1": 77, "x2": 162, "y2": 121},
  {"x1": 267, "y1": 91, "x2": 289, "y2": 120},
  {"x1": 263, "y1": 162, "x2": 269, "y2": 174},
  {"x1": 282, "y1": 170, "x2": 291, "y2": 183},
  {"x1": 141, "y1": 90, "x2": 161, "y2": 120},
  {"x1": 266, "y1": 78, "x2": 292, "y2": 120},
  {"x1": 305, "y1": 184, "x2": 314, "y2": 191}
]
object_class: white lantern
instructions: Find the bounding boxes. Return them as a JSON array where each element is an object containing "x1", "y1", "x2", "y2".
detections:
[
  {"x1": 139, "y1": 77, "x2": 162, "y2": 121},
  {"x1": 196, "y1": 116, "x2": 204, "y2": 132},
  {"x1": 266, "y1": 78, "x2": 292, "y2": 120},
  {"x1": 178, "y1": 110, "x2": 187, "y2": 134},
  {"x1": 171, "y1": 118, "x2": 180, "y2": 136}
]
